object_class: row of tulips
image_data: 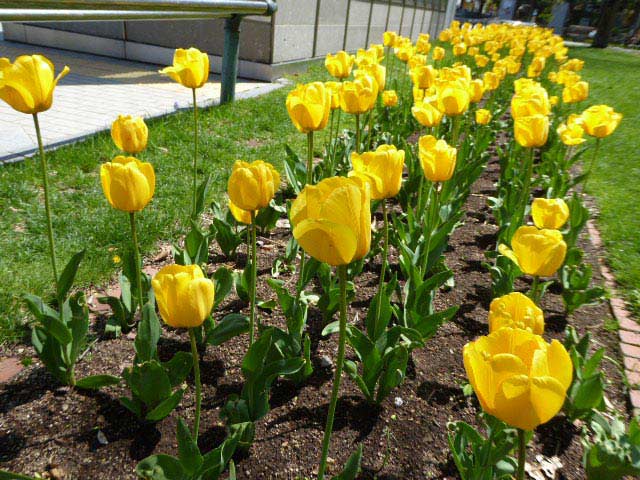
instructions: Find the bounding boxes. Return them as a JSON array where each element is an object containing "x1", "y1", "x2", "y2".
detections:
[{"x1": 0, "y1": 17, "x2": 632, "y2": 480}]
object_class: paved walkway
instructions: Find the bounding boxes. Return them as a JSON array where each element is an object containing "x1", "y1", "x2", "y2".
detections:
[{"x1": 0, "y1": 40, "x2": 281, "y2": 163}]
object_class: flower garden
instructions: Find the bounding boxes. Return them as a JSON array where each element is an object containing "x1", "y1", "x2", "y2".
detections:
[{"x1": 0, "y1": 20, "x2": 638, "y2": 480}]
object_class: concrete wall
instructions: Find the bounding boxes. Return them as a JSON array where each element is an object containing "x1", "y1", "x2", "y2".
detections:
[{"x1": 272, "y1": 0, "x2": 450, "y2": 64}]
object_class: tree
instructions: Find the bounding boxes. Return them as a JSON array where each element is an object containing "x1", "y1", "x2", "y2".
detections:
[{"x1": 592, "y1": 0, "x2": 624, "y2": 47}]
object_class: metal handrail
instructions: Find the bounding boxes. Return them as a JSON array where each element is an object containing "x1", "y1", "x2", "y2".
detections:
[{"x1": 0, "y1": 0, "x2": 278, "y2": 103}]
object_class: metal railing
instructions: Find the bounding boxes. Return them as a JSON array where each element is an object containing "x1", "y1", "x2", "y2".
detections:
[{"x1": 0, "y1": 0, "x2": 278, "y2": 104}]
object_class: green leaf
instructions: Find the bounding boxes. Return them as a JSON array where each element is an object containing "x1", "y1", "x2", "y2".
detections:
[
  {"x1": 135, "y1": 303, "x2": 161, "y2": 362},
  {"x1": 207, "y1": 314, "x2": 250, "y2": 346},
  {"x1": 212, "y1": 267, "x2": 234, "y2": 309},
  {"x1": 136, "y1": 454, "x2": 185, "y2": 480},
  {"x1": 129, "y1": 361, "x2": 172, "y2": 407},
  {"x1": 57, "y1": 250, "x2": 85, "y2": 301},
  {"x1": 195, "y1": 174, "x2": 212, "y2": 217},
  {"x1": 176, "y1": 418, "x2": 203, "y2": 475},
  {"x1": 0, "y1": 470, "x2": 39, "y2": 480},
  {"x1": 119, "y1": 396, "x2": 143, "y2": 418},
  {"x1": 145, "y1": 388, "x2": 185, "y2": 422},
  {"x1": 75, "y1": 374, "x2": 120, "y2": 390},
  {"x1": 163, "y1": 351, "x2": 193, "y2": 387},
  {"x1": 331, "y1": 444, "x2": 363, "y2": 480}
]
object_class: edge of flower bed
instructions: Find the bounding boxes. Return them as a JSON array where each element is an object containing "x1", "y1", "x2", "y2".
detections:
[{"x1": 586, "y1": 219, "x2": 640, "y2": 416}]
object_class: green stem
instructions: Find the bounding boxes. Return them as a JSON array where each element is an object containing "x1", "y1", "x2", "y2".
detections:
[
  {"x1": 529, "y1": 275, "x2": 541, "y2": 304},
  {"x1": 367, "y1": 108, "x2": 375, "y2": 151},
  {"x1": 189, "y1": 328, "x2": 202, "y2": 440},
  {"x1": 318, "y1": 264, "x2": 348, "y2": 480},
  {"x1": 333, "y1": 108, "x2": 342, "y2": 170},
  {"x1": 191, "y1": 88, "x2": 199, "y2": 220},
  {"x1": 33, "y1": 113, "x2": 59, "y2": 292},
  {"x1": 129, "y1": 212, "x2": 144, "y2": 316},
  {"x1": 420, "y1": 183, "x2": 440, "y2": 277},
  {"x1": 306, "y1": 131, "x2": 314, "y2": 185},
  {"x1": 451, "y1": 115, "x2": 461, "y2": 147},
  {"x1": 583, "y1": 137, "x2": 601, "y2": 192},
  {"x1": 355, "y1": 114, "x2": 361, "y2": 154},
  {"x1": 249, "y1": 211, "x2": 257, "y2": 345},
  {"x1": 517, "y1": 429, "x2": 527, "y2": 480},
  {"x1": 376, "y1": 200, "x2": 390, "y2": 311}
]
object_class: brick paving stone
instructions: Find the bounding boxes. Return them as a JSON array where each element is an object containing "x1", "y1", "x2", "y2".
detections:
[
  {"x1": 0, "y1": 357, "x2": 23, "y2": 383},
  {"x1": 626, "y1": 370, "x2": 640, "y2": 386},
  {"x1": 619, "y1": 315, "x2": 640, "y2": 333},
  {"x1": 0, "y1": 40, "x2": 279, "y2": 163},
  {"x1": 620, "y1": 330, "x2": 640, "y2": 347},
  {"x1": 630, "y1": 390, "x2": 640, "y2": 409},
  {"x1": 621, "y1": 343, "x2": 640, "y2": 359},
  {"x1": 623, "y1": 355, "x2": 640, "y2": 373}
]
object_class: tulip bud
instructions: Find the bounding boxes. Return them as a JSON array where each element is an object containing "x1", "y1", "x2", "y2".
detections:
[
  {"x1": 290, "y1": 176, "x2": 371, "y2": 266},
  {"x1": 160, "y1": 48, "x2": 209, "y2": 89},
  {"x1": 286, "y1": 82, "x2": 332, "y2": 133},
  {"x1": 111, "y1": 115, "x2": 148, "y2": 154},
  {"x1": 100, "y1": 156, "x2": 155, "y2": 212},
  {"x1": 475, "y1": 108, "x2": 492, "y2": 125},
  {"x1": 0, "y1": 54, "x2": 69, "y2": 114},
  {"x1": 499, "y1": 225, "x2": 567, "y2": 277},
  {"x1": 514, "y1": 114, "x2": 549, "y2": 148},
  {"x1": 419, "y1": 135, "x2": 457, "y2": 182},
  {"x1": 152, "y1": 264, "x2": 215, "y2": 328},
  {"x1": 531, "y1": 198, "x2": 570, "y2": 230},
  {"x1": 227, "y1": 160, "x2": 280, "y2": 212},
  {"x1": 463, "y1": 327, "x2": 572, "y2": 431},
  {"x1": 489, "y1": 292, "x2": 544, "y2": 334}
]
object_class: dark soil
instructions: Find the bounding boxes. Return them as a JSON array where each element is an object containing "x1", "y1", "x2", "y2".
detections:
[{"x1": 0, "y1": 145, "x2": 629, "y2": 479}]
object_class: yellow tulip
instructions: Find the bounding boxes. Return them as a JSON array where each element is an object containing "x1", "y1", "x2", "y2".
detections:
[
  {"x1": 419, "y1": 135, "x2": 457, "y2": 182},
  {"x1": 286, "y1": 82, "x2": 332, "y2": 133},
  {"x1": 152, "y1": 264, "x2": 215, "y2": 329},
  {"x1": 556, "y1": 115, "x2": 586, "y2": 146},
  {"x1": 550, "y1": 95, "x2": 559, "y2": 107},
  {"x1": 482, "y1": 71, "x2": 500, "y2": 92},
  {"x1": 355, "y1": 48, "x2": 380, "y2": 67},
  {"x1": 229, "y1": 199, "x2": 255, "y2": 225},
  {"x1": 160, "y1": 48, "x2": 209, "y2": 89},
  {"x1": 437, "y1": 82, "x2": 470, "y2": 117},
  {"x1": 111, "y1": 115, "x2": 148, "y2": 154},
  {"x1": 489, "y1": 292, "x2": 544, "y2": 334},
  {"x1": 432, "y1": 46, "x2": 446, "y2": 61},
  {"x1": 580, "y1": 104, "x2": 622, "y2": 138},
  {"x1": 325, "y1": 81, "x2": 342, "y2": 110},
  {"x1": 227, "y1": 160, "x2": 280, "y2": 212},
  {"x1": 394, "y1": 45, "x2": 415, "y2": 63},
  {"x1": 469, "y1": 79, "x2": 485, "y2": 103},
  {"x1": 383, "y1": 31, "x2": 398, "y2": 47},
  {"x1": 562, "y1": 80, "x2": 589, "y2": 104},
  {"x1": 468, "y1": 46, "x2": 479, "y2": 57},
  {"x1": 474, "y1": 54, "x2": 490, "y2": 68},
  {"x1": 560, "y1": 58, "x2": 584, "y2": 72},
  {"x1": 100, "y1": 156, "x2": 155, "y2": 212},
  {"x1": 411, "y1": 65, "x2": 437, "y2": 90},
  {"x1": 514, "y1": 114, "x2": 549, "y2": 148},
  {"x1": 412, "y1": 86, "x2": 425, "y2": 103},
  {"x1": 349, "y1": 145, "x2": 405, "y2": 200},
  {"x1": 356, "y1": 62, "x2": 386, "y2": 90},
  {"x1": 453, "y1": 42, "x2": 467, "y2": 56},
  {"x1": 382, "y1": 90, "x2": 398, "y2": 107},
  {"x1": 290, "y1": 176, "x2": 371, "y2": 266},
  {"x1": 411, "y1": 98, "x2": 444, "y2": 128},
  {"x1": 325, "y1": 51, "x2": 355, "y2": 79},
  {"x1": 439, "y1": 30, "x2": 452, "y2": 42},
  {"x1": 499, "y1": 225, "x2": 567, "y2": 277},
  {"x1": 0, "y1": 54, "x2": 69, "y2": 114},
  {"x1": 475, "y1": 108, "x2": 492, "y2": 125},
  {"x1": 340, "y1": 74, "x2": 378, "y2": 115},
  {"x1": 531, "y1": 198, "x2": 570, "y2": 230},
  {"x1": 416, "y1": 34, "x2": 431, "y2": 54},
  {"x1": 463, "y1": 327, "x2": 572, "y2": 431},
  {"x1": 511, "y1": 87, "x2": 551, "y2": 118}
]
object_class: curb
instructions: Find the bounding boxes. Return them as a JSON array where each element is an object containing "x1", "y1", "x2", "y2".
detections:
[{"x1": 586, "y1": 220, "x2": 640, "y2": 417}]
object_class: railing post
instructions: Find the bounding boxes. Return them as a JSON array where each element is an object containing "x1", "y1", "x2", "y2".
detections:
[{"x1": 221, "y1": 14, "x2": 241, "y2": 104}]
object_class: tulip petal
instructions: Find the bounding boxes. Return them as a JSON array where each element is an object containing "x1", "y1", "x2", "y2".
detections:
[
  {"x1": 529, "y1": 376, "x2": 567, "y2": 426},
  {"x1": 293, "y1": 219, "x2": 357, "y2": 266}
]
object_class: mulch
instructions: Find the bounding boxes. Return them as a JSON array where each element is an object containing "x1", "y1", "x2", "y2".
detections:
[{"x1": 0, "y1": 139, "x2": 630, "y2": 479}]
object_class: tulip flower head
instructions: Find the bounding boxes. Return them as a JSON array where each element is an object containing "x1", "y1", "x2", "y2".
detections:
[
  {"x1": 152, "y1": 264, "x2": 215, "y2": 329},
  {"x1": 325, "y1": 51, "x2": 355, "y2": 79},
  {"x1": 349, "y1": 145, "x2": 405, "y2": 200},
  {"x1": 286, "y1": 82, "x2": 332, "y2": 133},
  {"x1": 514, "y1": 114, "x2": 549, "y2": 148},
  {"x1": 111, "y1": 115, "x2": 148, "y2": 154},
  {"x1": 412, "y1": 98, "x2": 444, "y2": 128},
  {"x1": 437, "y1": 82, "x2": 470, "y2": 116},
  {"x1": 290, "y1": 176, "x2": 371, "y2": 266},
  {"x1": 556, "y1": 114, "x2": 586, "y2": 146},
  {"x1": 160, "y1": 48, "x2": 209, "y2": 89},
  {"x1": 382, "y1": 90, "x2": 398, "y2": 107},
  {"x1": 499, "y1": 225, "x2": 567, "y2": 277},
  {"x1": 100, "y1": 156, "x2": 155, "y2": 212},
  {"x1": 463, "y1": 327, "x2": 572, "y2": 431},
  {"x1": 432, "y1": 46, "x2": 446, "y2": 61},
  {"x1": 229, "y1": 199, "x2": 256, "y2": 225},
  {"x1": 227, "y1": 160, "x2": 280, "y2": 212},
  {"x1": 340, "y1": 74, "x2": 378, "y2": 115},
  {"x1": 531, "y1": 198, "x2": 570, "y2": 230},
  {"x1": 580, "y1": 104, "x2": 622, "y2": 138},
  {"x1": 475, "y1": 108, "x2": 492, "y2": 125},
  {"x1": 419, "y1": 135, "x2": 457, "y2": 182},
  {"x1": 488, "y1": 292, "x2": 544, "y2": 334},
  {"x1": 0, "y1": 54, "x2": 69, "y2": 114},
  {"x1": 562, "y1": 80, "x2": 589, "y2": 104}
]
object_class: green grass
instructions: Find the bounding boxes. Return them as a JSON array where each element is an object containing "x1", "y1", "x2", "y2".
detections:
[
  {"x1": 570, "y1": 47, "x2": 640, "y2": 314},
  {"x1": 0, "y1": 60, "x2": 334, "y2": 343}
]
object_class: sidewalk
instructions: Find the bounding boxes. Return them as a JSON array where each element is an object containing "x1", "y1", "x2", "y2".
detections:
[{"x1": 0, "y1": 40, "x2": 282, "y2": 163}]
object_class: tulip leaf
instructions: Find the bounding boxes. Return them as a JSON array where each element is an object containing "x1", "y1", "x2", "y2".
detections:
[
  {"x1": 206, "y1": 314, "x2": 250, "y2": 347},
  {"x1": 163, "y1": 351, "x2": 193, "y2": 387},
  {"x1": 195, "y1": 174, "x2": 212, "y2": 218},
  {"x1": 145, "y1": 388, "x2": 185, "y2": 422},
  {"x1": 176, "y1": 418, "x2": 203, "y2": 475},
  {"x1": 0, "y1": 470, "x2": 39, "y2": 480},
  {"x1": 135, "y1": 302, "x2": 161, "y2": 363},
  {"x1": 56, "y1": 250, "x2": 85, "y2": 301},
  {"x1": 212, "y1": 267, "x2": 234, "y2": 309},
  {"x1": 136, "y1": 454, "x2": 185, "y2": 480},
  {"x1": 331, "y1": 444, "x2": 363, "y2": 480},
  {"x1": 75, "y1": 374, "x2": 121, "y2": 390},
  {"x1": 119, "y1": 396, "x2": 143, "y2": 418}
]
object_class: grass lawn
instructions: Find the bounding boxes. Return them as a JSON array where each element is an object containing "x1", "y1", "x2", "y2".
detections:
[
  {"x1": 0, "y1": 60, "x2": 336, "y2": 342},
  {"x1": 570, "y1": 47, "x2": 640, "y2": 317}
]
